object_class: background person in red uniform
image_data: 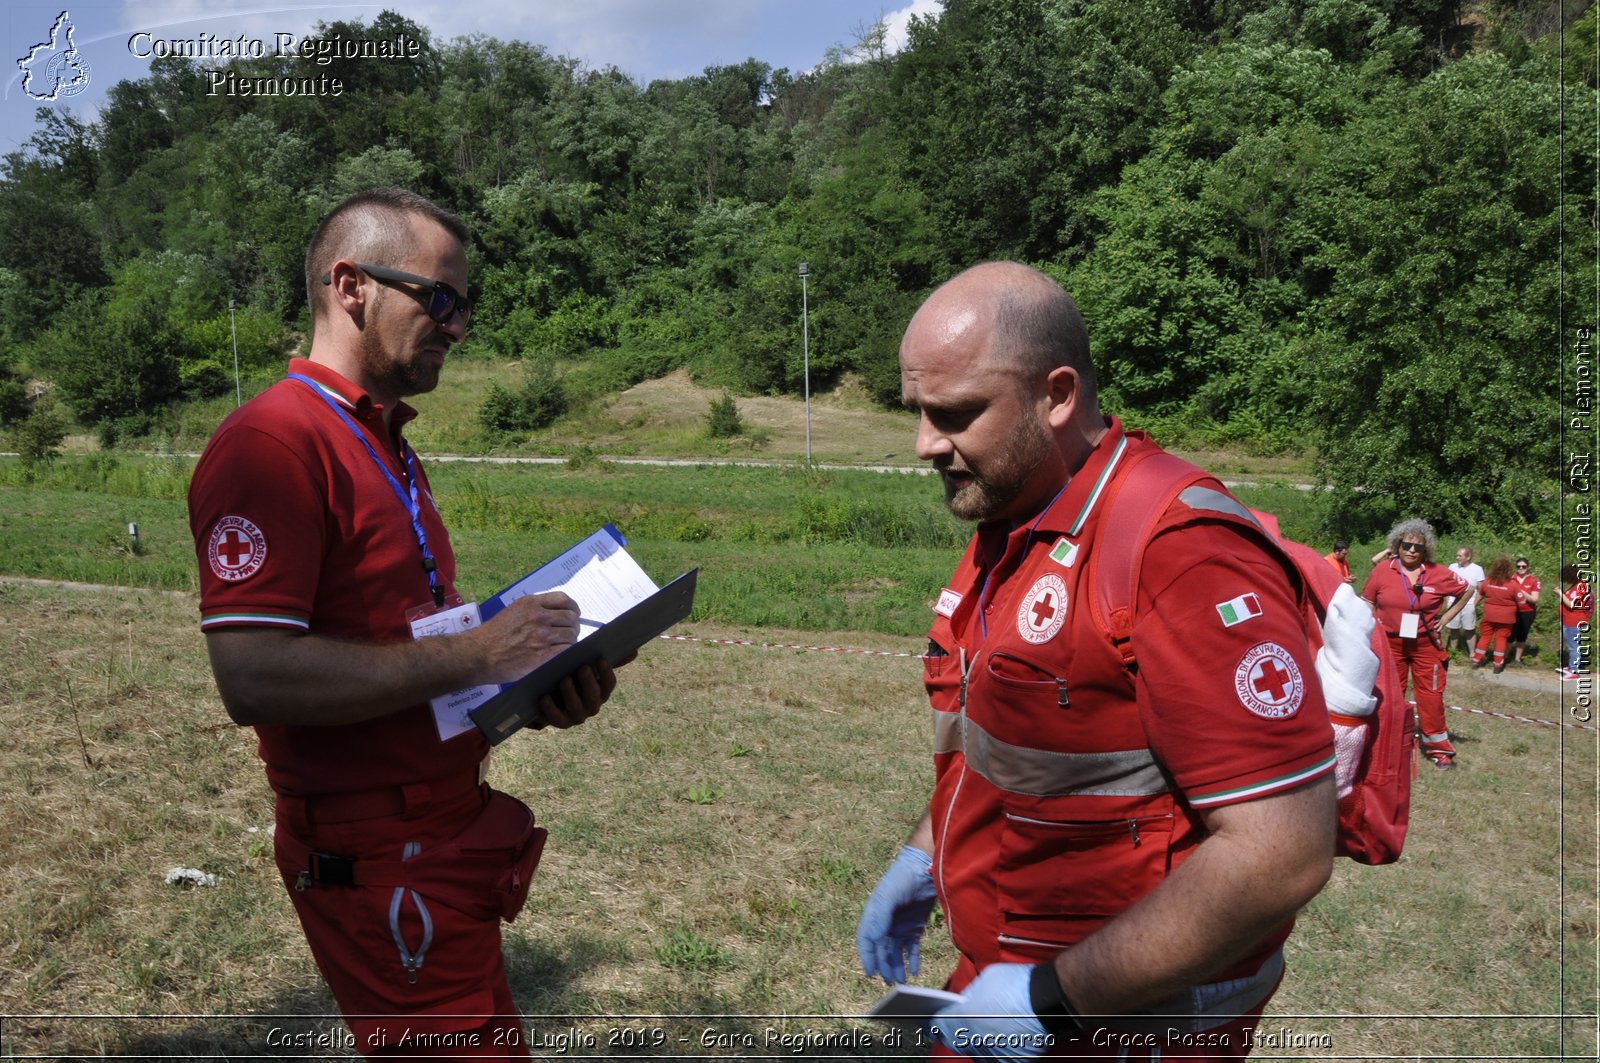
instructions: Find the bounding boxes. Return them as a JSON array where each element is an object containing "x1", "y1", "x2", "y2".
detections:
[
  {"x1": 856, "y1": 262, "x2": 1336, "y2": 1061},
  {"x1": 188, "y1": 188, "x2": 619, "y2": 1057},
  {"x1": 1559, "y1": 564, "x2": 1592, "y2": 680},
  {"x1": 1508, "y1": 557, "x2": 1542, "y2": 666},
  {"x1": 1359, "y1": 520, "x2": 1467, "y2": 769},
  {"x1": 1472, "y1": 557, "x2": 1522, "y2": 673}
]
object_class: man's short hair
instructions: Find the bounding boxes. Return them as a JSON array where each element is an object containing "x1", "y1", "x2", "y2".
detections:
[
  {"x1": 988, "y1": 265, "x2": 1098, "y2": 402},
  {"x1": 1334, "y1": 540, "x2": 1350, "y2": 551},
  {"x1": 305, "y1": 188, "x2": 469, "y2": 318}
]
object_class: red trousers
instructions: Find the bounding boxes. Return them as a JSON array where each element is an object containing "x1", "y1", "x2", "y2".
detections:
[
  {"x1": 274, "y1": 783, "x2": 535, "y2": 1059},
  {"x1": 1386, "y1": 635, "x2": 1452, "y2": 749},
  {"x1": 1474, "y1": 621, "x2": 1513, "y2": 666}
]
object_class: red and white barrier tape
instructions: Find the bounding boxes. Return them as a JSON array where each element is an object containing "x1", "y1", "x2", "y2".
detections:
[
  {"x1": 654, "y1": 633, "x2": 1600, "y2": 733},
  {"x1": 1448, "y1": 703, "x2": 1598, "y2": 733},
  {"x1": 656, "y1": 633, "x2": 923, "y2": 659}
]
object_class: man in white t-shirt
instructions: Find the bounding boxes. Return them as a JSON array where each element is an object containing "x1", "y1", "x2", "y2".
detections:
[{"x1": 1446, "y1": 546, "x2": 1486, "y2": 657}]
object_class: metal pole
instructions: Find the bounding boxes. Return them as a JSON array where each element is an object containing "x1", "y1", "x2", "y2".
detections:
[
  {"x1": 228, "y1": 298, "x2": 242, "y2": 407},
  {"x1": 799, "y1": 262, "x2": 811, "y2": 467}
]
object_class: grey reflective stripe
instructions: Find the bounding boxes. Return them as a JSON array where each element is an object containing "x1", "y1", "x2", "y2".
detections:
[
  {"x1": 1177, "y1": 485, "x2": 1263, "y2": 529},
  {"x1": 932, "y1": 709, "x2": 1168, "y2": 797},
  {"x1": 933, "y1": 708, "x2": 960, "y2": 755},
  {"x1": 1096, "y1": 949, "x2": 1284, "y2": 1035}
]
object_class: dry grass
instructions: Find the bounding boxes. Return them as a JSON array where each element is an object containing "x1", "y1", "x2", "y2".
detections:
[{"x1": 0, "y1": 582, "x2": 1594, "y2": 1060}]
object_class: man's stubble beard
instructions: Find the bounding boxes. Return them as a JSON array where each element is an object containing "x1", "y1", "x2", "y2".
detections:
[
  {"x1": 943, "y1": 414, "x2": 1055, "y2": 523},
  {"x1": 357, "y1": 301, "x2": 442, "y2": 400}
]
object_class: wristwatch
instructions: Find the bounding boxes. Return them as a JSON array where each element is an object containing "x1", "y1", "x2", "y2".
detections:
[{"x1": 1028, "y1": 961, "x2": 1083, "y2": 1038}]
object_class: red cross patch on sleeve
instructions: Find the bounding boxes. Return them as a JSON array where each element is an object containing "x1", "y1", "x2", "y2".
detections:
[
  {"x1": 207, "y1": 515, "x2": 268, "y2": 582},
  {"x1": 1233, "y1": 642, "x2": 1305, "y2": 719}
]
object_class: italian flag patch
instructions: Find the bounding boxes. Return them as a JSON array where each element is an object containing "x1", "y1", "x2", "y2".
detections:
[
  {"x1": 1049, "y1": 537, "x2": 1079, "y2": 568},
  {"x1": 1216, "y1": 593, "x2": 1263, "y2": 627}
]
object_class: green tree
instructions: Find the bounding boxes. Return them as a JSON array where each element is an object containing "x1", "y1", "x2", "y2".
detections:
[
  {"x1": 1300, "y1": 53, "x2": 1581, "y2": 530},
  {"x1": 32, "y1": 290, "x2": 189, "y2": 439},
  {"x1": 888, "y1": 0, "x2": 1195, "y2": 260}
]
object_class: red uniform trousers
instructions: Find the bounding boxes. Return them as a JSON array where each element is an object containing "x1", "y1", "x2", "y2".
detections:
[
  {"x1": 932, "y1": 956, "x2": 1275, "y2": 1061},
  {"x1": 274, "y1": 782, "x2": 534, "y2": 1059},
  {"x1": 1385, "y1": 634, "x2": 1453, "y2": 754},
  {"x1": 1473, "y1": 620, "x2": 1513, "y2": 667}
]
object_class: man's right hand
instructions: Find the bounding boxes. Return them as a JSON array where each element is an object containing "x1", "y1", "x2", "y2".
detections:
[
  {"x1": 471, "y1": 592, "x2": 583, "y2": 685},
  {"x1": 856, "y1": 845, "x2": 938, "y2": 985}
]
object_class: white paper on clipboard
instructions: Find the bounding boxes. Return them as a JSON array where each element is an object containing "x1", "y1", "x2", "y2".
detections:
[{"x1": 429, "y1": 526, "x2": 673, "y2": 742}]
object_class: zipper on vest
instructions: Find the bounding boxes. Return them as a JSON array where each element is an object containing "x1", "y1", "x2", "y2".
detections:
[
  {"x1": 953, "y1": 646, "x2": 966, "y2": 714},
  {"x1": 1055, "y1": 678, "x2": 1069, "y2": 708},
  {"x1": 1128, "y1": 820, "x2": 1141, "y2": 848}
]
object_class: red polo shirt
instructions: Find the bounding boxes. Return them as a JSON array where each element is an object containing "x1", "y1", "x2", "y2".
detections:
[
  {"x1": 1360, "y1": 560, "x2": 1467, "y2": 637},
  {"x1": 1514, "y1": 574, "x2": 1542, "y2": 615},
  {"x1": 188, "y1": 358, "x2": 486, "y2": 797},
  {"x1": 1563, "y1": 580, "x2": 1593, "y2": 627}
]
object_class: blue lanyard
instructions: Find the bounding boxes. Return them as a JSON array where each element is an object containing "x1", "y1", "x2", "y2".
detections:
[
  {"x1": 1393, "y1": 560, "x2": 1424, "y2": 612},
  {"x1": 289, "y1": 374, "x2": 445, "y2": 606}
]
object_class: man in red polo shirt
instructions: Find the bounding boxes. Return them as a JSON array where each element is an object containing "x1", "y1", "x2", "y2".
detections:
[
  {"x1": 188, "y1": 188, "x2": 618, "y2": 1057},
  {"x1": 855, "y1": 263, "x2": 1335, "y2": 1060}
]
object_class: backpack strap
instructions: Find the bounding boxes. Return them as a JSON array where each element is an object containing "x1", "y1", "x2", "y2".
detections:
[{"x1": 1087, "y1": 449, "x2": 1222, "y2": 667}]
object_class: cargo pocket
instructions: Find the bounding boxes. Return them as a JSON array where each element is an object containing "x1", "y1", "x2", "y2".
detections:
[
  {"x1": 401, "y1": 791, "x2": 548, "y2": 925},
  {"x1": 994, "y1": 810, "x2": 1174, "y2": 961},
  {"x1": 985, "y1": 651, "x2": 1070, "y2": 709},
  {"x1": 451, "y1": 790, "x2": 547, "y2": 924}
]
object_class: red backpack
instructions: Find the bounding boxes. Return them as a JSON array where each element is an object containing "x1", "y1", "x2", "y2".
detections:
[{"x1": 1087, "y1": 449, "x2": 1412, "y2": 865}]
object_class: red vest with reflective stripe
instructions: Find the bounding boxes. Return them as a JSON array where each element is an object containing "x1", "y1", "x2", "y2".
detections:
[{"x1": 925, "y1": 425, "x2": 1306, "y2": 984}]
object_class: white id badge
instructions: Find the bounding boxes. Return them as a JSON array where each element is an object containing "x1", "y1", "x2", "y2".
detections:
[
  {"x1": 407, "y1": 600, "x2": 497, "y2": 742},
  {"x1": 1398, "y1": 612, "x2": 1421, "y2": 639},
  {"x1": 407, "y1": 598, "x2": 479, "y2": 639}
]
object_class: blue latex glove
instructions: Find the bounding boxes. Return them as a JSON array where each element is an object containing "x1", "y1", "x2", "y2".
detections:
[
  {"x1": 929, "y1": 963, "x2": 1051, "y2": 1062},
  {"x1": 856, "y1": 845, "x2": 937, "y2": 984}
]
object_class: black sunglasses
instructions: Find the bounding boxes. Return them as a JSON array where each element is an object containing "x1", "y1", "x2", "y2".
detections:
[
  {"x1": 323, "y1": 262, "x2": 470, "y2": 325},
  {"x1": 1397, "y1": 541, "x2": 1425, "y2": 552}
]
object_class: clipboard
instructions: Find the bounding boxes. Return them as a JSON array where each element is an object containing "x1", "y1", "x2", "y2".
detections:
[
  {"x1": 469, "y1": 568, "x2": 698, "y2": 744},
  {"x1": 864, "y1": 984, "x2": 964, "y2": 1032}
]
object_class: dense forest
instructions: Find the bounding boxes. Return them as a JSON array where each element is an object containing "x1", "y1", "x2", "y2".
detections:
[{"x1": 0, "y1": 0, "x2": 1593, "y2": 540}]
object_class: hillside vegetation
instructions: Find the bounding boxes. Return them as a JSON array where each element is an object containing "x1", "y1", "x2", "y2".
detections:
[{"x1": 0, "y1": 0, "x2": 1592, "y2": 544}]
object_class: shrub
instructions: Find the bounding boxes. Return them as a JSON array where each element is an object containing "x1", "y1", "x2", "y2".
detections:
[
  {"x1": 706, "y1": 394, "x2": 743, "y2": 438},
  {"x1": 8, "y1": 405, "x2": 67, "y2": 465},
  {"x1": 478, "y1": 361, "x2": 568, "y2": 434}
]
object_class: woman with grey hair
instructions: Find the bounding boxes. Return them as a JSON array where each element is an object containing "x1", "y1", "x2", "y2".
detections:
[{"x1": 1361, "y1": 519, "x2": 1470, "y2": 768}]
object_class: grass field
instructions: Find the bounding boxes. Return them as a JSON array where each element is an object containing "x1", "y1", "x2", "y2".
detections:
[
  {"x1": 0, "y1": 438, "x2": 1591, "y2": 1060},
  {"x1": 0, "y1": 452, "x2": 1571, "y2": 655},
  {"x1": 0, "y1": 580, "x2": 1594, "y2": 1060}
]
